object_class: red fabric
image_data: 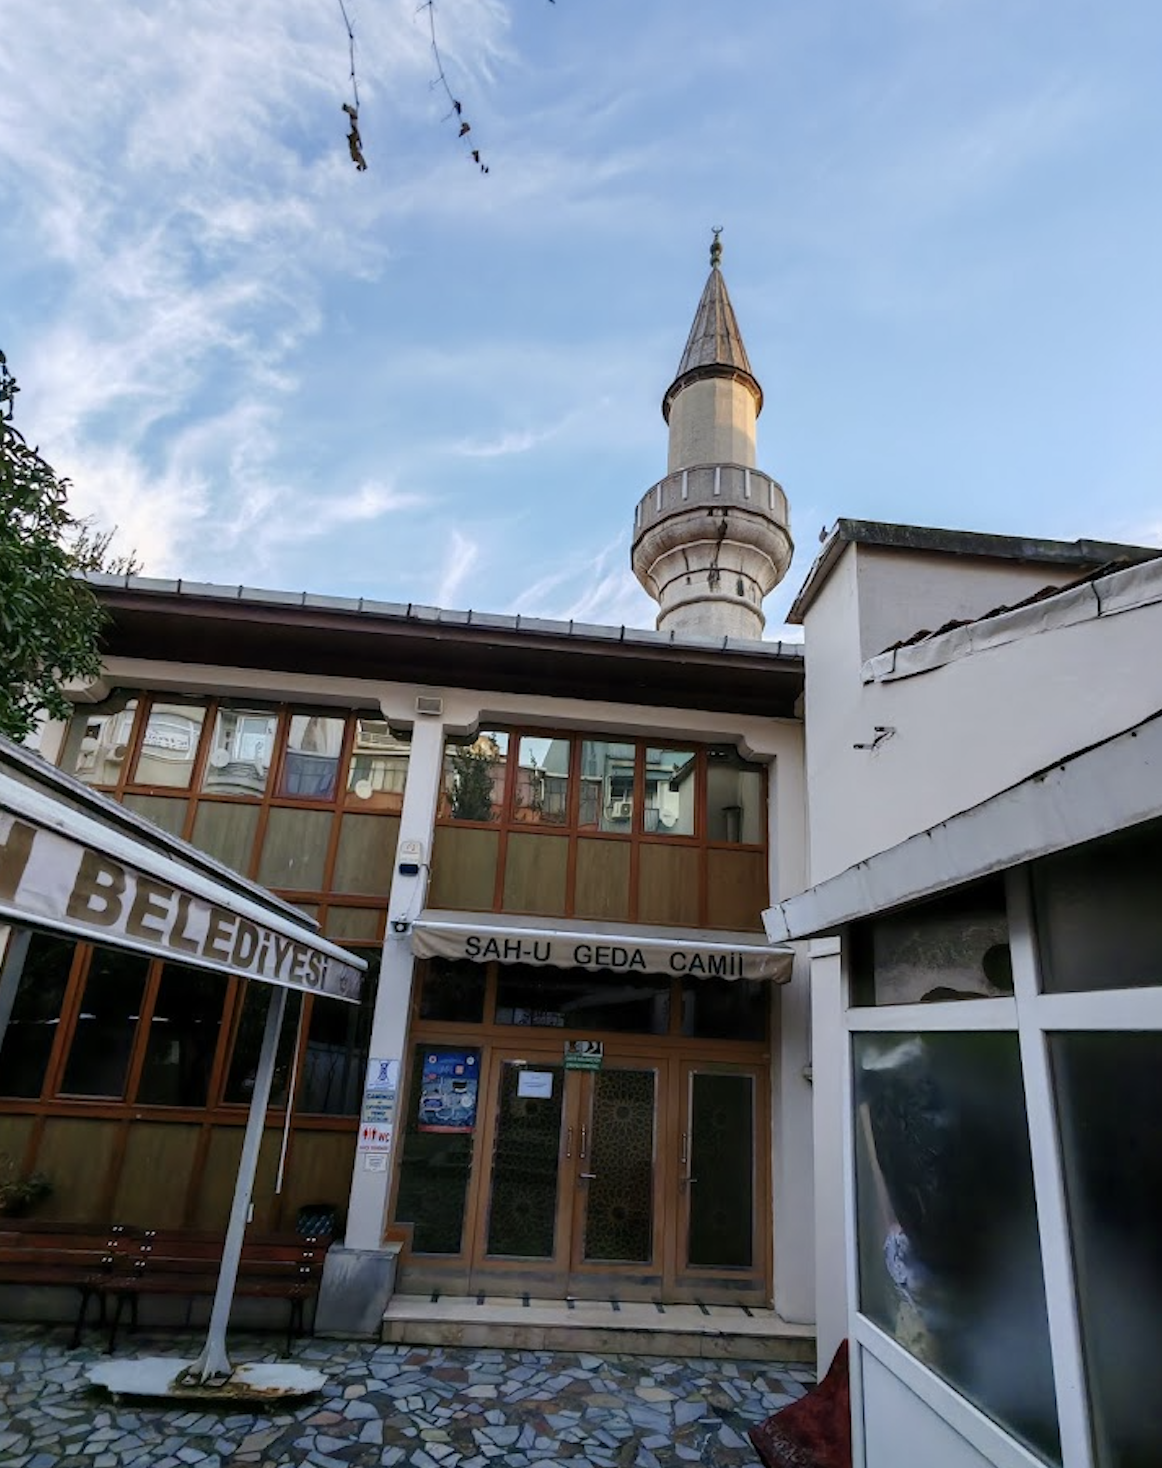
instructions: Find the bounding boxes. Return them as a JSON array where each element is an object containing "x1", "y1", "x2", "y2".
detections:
[{"x1": 748, "y1": 1340, "x2": 851, "y2": 1468}]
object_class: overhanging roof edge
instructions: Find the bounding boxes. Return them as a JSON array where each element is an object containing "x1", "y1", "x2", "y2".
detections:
[{"x1": 764, "y1": 707, "x2": 1162, "y2": 942}]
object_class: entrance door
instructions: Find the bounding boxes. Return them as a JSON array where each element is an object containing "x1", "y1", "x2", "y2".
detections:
[
  {"x1": 468, "y1": 1049, "x2": 664, "y2": 1299},
  {"x1": 670, "y1": 1062, "x2": 768, "y2": 1305}
]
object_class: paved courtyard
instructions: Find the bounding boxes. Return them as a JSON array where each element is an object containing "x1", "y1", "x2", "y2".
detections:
[{"x1": 0, "y1": 1324, "x2": 809, "y2": 1468}]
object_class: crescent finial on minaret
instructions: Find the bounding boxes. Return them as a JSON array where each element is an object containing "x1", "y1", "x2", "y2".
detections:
[{"x1": 710, "y1": 227, "x2": 723, "y2": 269}]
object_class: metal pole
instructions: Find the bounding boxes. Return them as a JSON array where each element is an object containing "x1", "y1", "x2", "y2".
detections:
[
  {"x1": 181, "y1": 983, "x2": 288, "y2": 1385},
  {"x1": 0, "y1": 926, "x2": 32, "y2": 1059}
]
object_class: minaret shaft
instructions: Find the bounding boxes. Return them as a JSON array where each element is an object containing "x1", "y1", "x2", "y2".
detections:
[{"x1": 632, "y1": 238, "x2": 793, "y2": 641}]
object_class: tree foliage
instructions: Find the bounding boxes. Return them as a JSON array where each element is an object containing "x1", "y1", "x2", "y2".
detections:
[
  {"x1": 0, "y1": 352, "x2": 105, "y2": 742},
  {"x1": 448, "y1": 740, "x2": 499, "y2": 821}
]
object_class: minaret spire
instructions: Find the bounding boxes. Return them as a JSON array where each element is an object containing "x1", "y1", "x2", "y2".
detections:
[{"x1": 631, "y1": 237, "x2": 793, "y2": 640}]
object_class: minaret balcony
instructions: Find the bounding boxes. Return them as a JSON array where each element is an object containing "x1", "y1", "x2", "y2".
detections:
[{"x1": 632, "y1": 463, "x2": 789, "y2": 540}]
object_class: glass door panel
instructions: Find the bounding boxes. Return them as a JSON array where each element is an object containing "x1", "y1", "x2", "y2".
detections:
[
  {"x1": 579, "y1": 1067, "x2": 657, "y2": 1264},
  {"x1": 484, "y1": 1060, "x2": 567, "y2": 1259},
  {"x1": 687, "y1": 1071, "x2": 755, "y2": 1267}
]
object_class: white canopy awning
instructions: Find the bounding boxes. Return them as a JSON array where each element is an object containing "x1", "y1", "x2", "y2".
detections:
[
  {"x1": 1, "y1": 749, "x2": 364, "y2": 1002},
  {"x1": 410, "y1": 909, "x2": 793, "y2": 983}
]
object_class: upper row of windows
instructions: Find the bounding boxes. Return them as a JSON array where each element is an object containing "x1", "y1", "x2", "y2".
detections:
[
  {"x1": 60, "y1": 698, "x2": 766, "y2": 846},
  {"x1": 61, "y1": 697, "x2": 409, "y2": 811}
]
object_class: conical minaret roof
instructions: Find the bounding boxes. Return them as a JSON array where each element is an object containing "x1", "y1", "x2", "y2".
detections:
[{"x1": 662, "y1": 233, "x2": 763, "y2": 422}]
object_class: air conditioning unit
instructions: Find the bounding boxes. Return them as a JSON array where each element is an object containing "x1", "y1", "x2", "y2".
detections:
[
  {"x1": 608, "y1": 799, "x2": 633, "y2": 820},
  {"x1": 415, "y1": 696, "x2": 443, "y2": 717}
]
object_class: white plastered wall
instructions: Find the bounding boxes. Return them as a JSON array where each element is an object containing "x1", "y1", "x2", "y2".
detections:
[{"x1": 799, "y1": 538, "x2": 1162, "y2": 1373}]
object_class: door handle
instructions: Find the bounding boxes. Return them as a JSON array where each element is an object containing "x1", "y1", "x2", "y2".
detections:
[
  {"x1": 579, "y1": 1123, "x2": 588, "y2": 1162},
  {"x1": 565, "y1": 1126, "x2": 574, "y2": 1160},
  {"x1": 680, "y1": 1131, "x2": 696, "y2": 1188},
  {"x1": 579, "y1": 1172, "x2": 597, "y2": 1181}
]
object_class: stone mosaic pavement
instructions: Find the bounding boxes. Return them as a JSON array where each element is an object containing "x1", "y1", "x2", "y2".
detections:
[{"x1": 0, "y1": 1324, "x2": 810, "y2": 1468}]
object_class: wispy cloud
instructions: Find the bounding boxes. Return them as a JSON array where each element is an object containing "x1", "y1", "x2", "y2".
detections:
[{"x1": 436, "y1": 529, "x2": 481, "y2": 607}]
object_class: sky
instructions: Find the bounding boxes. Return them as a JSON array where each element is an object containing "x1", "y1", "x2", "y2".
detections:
[{"x1": 2, "y1": 0, "x2": 1160, "y2": 636}]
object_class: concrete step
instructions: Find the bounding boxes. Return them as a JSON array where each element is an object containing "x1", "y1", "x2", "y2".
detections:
[{"x1": 381, "y1": 1294, "x2": 816, "y2": 1364}]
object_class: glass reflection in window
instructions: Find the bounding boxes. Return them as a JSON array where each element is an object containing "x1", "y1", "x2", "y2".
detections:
[
  {"x1": 136, "y1": 963, "x2": 227, "y2": 1106},
  {"x1": 223, "y1": 983, "x2": 300, "y2": 1106},
  {"x1": 132, "y1": 703, "x2": 206, "y2": 789},
  {"x1": 579, "y1": 740, "x2": 635, "y2": 832},
  {"x1": 853, "y1": 1032, "x2": 1059, "y2": 1464},
  {"x1": 279, "y1": 713, "x2": 344, "y2": 800},
  {"x1": 644, "y1": 748, "x2": 696, "y2": 836},
  {"x1": 513, "y1": 736, "x2": 570, "y2": 825},
  {"x1": 442, "y1": 731, "x2": 508, "y2": 822},
  {"x1": 705, "y1": 749, "x2": 765, "y2": 844},
  {"x1": 345, "y1": 719, "x2": 409, "y2": 812},
  {"x1": 202, "y1": 707, "x2": 277, "y2": 797},
  {"x1": 59, "y1": 947, "x2": 151, "y2": 1098},
  {"x1": 61, "y1": 699, "x2": 139, "y2": 787},
  {"x1": 298, "y1": 956, "x2": 377, "y2": 1115},
  {"x1": 0, "y1": 932, "x2": 76, "y2": 1098}
]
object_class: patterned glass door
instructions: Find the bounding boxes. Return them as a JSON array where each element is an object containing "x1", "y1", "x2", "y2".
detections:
[
  {"x1": 567, "y1": 1060, "x2": 664, "y2": 1298},
  {"x1": 671, "y1": 1062, "x2": 769, "y2": 1304}
]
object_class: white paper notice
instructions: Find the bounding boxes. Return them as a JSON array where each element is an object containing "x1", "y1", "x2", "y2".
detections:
[{"x1": 517, "y1": 1070, "x2": 554, "y2": 1099}]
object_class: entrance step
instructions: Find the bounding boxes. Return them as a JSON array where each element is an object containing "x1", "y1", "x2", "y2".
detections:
[{"x1": 381, "y1": 1294, "x2": 815, "y2": 1364}]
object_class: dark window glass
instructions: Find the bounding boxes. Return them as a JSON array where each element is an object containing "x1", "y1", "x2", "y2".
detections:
[
  {"x1": 1034, "y1": 821, "x2": 1162, "y2": 992},
  {"x1": 495, "y1": 966, "x2": 669, "y2": 1034},
  {"x1": 297, "y1": 955, "x2": 379, "y2": 1115},
  {"x1": 688, "y1": 1073, "x2": 753, "y2": 1267},
  {"x1": 853, "y1": 1032, "x2": 1059, "y2": 1464},
  {"x1": 135, "y1": 964, "x2": 228, "y2": 1107},
  {"x1": 0, "y1": 933, "x2": 75, "y2": 1098},
  {"x1": 852, "y1": 879, "x2": 1011, "y2": 1006},
  {"x1": 1052, "y1": 1033, "x2": 1162, "y2": 1468},
  {"x1": 223, "y1": 983, "x2": 301, "y2": 1107},
  {"x1": 59, "y1": 947, "x2": 150, "y2": 1098},
  {"x1": 681, "y1": 978, "x2": 767, "y2": 1040},
  {"x1": 393, "y1": 1044, "x2": 477, "y2": 1254},
  {"x1": 419, "y1": 959, "x2": 486, "y2": 1023}
]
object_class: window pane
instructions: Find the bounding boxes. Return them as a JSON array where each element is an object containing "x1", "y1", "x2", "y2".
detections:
[
  {"x1": 121, "y1": 794, "x2": 188, "y2": 838},
  {"x1": 853, "y1": 1032, "x2": 1059, "y2": 1464},
  {"x1": 853, "y1": 879, "x2": 1011, "y2": 1006},
  {"x1": 513, "y1": 736, "x2": 570, "y2": 825},
  {"x1": 644, "y1": 748, "x2": 696, "y2": 836},
  {"x1": 681, "y1": 978, "x2": 767, "y2": 1040},
  {"x1": 705, "y1": 749, "x2": 765, "y2": 843},
  {"x1": 442, "y1": 732, "x2": 508, "y2": 821},
  {"x1": 0, "y1": 933, "x2": 75, "y2": 1098},
  {"x1": 394, "y1": 1044, "x2": 477, "y2": 1253},
  {"x1": 419, "y1": 959, "x2": 486, "y2": 1023},
  {"x1": 60, "y1": 699, "x2": 139, "y2": 786},
  {"x1": 1034, "y1": 821, "x2": 1162, "y2": 992},
  {"x1": 279, "y1": 713, "x2": 345, "y2": 800},
  {"x1": 136, "y1": 964, "x2": 228, "y2": 1106},
  {"x1": 346, "y1": 719, "x2": 409, "y2": 812},
  {"x1": 688, "y1": 1073, "x2": 753, "y2": 1266},
  {"x1": 223, "y1": 983, "x2": 300, "y2": 1106},
  {"x1": 131, "y1": 703, "x2": 205, "y2": 788},
  {"x1": 297, "y1": 956, "x2": 378, "y2": 1115},
  {"x1": 495, "y1": 965, "x2": 670, "y2": 1034},
  {"x1": 202, "y1": 707, "x2": 277, "y2": 797},
  {"x1": 1052, "y1": 1033, "x2": 1162, "y2": 1468},
  {"x1": 189, "y1": 801, "x2": 260, "y2": 873},
  {"x1": 59, "y1": 947, "x2": 150, "y2": 1098},
  {"x1": 579, "y1": 740, "x2": 635, "y2": 832}
]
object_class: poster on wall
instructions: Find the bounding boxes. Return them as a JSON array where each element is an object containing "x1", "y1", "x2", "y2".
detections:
[
  {"x1": 417, "y1": 1049, "x2": 480, "y2": 1133},
  {"x1": 358, "y1": 1057, "x2": 399, "y2": 1168}
]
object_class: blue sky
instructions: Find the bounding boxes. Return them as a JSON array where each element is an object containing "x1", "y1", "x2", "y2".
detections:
[{"x1": 2, "y1": 0, "x2": 1160, "y2": 634}]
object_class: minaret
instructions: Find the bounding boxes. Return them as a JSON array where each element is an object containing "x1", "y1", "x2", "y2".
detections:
[{"x1": 632, "y1": 233, "x2": 793, "y2": 640}]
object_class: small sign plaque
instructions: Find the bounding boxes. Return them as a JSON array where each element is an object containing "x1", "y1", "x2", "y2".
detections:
[{"x1": 564, "y1": 1040, "x2": 603, "y2": 1072}]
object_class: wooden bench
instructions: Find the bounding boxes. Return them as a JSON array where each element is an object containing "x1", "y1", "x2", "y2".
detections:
[
  {"x1": 105, "y1": 1228, "x2": 332, "y2": 1353},
  {"x1": 0, "y1": 1221, "x2": 138, "y2": 1347}
]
